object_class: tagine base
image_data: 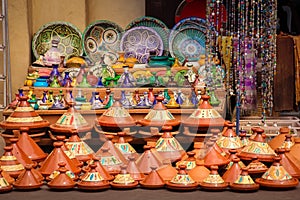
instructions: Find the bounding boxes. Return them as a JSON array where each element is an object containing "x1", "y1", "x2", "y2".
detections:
[
  {"x1": 50, "y1": 124, "x2": 93, "y2": 134},
  {"x1": 229, "y1": 183, "x2": 260, "y2": 192},
  {"x1": 139, "y1": 181, "x2": 165, "y2": 189},
  {"x1": 199, "y1": 182, "x2": 229, "y2": 191},
  {"x1": 255, "y1": 178, "x2": 299, "y2": 189},
  {"x1": 110, "y1": 181, "x2": 138, "y2": 189},
  {"x1": 47, "y1": 183, "x2": 76, "y2": 190},
  {"x1": 0, "y1": 185, "x2": 13, "y2": 193},
  {"x1": 77, "y1": 182, "x2": 110, "y2": 191},
  {"x1": 165, "y1": 181, "x2": 198, "y2": 191},
  {"x1": 13, "y1": 182, "x2": 43, "y2": 190}
]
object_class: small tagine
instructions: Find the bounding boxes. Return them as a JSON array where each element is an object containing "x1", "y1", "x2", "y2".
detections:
[
  {"x1": 199, "y1": 166, "x2": 228, "y2": 191},
  {"x1": 97, "y1": 147, "x2": 122, "y2": 175},
  {"x1": 226, "y1": 149, "x2": 246, "y2": 170},
  {"x1": 239, "y1": 130, "x2": 249, "y2": 147},
  {"x1": 47, "y1": 162, "x2": 76, "y2": 190},
  {"x1": 246, "y1": 156, "x2": 268, "y2": 179},
  {"x1": 166, "y1": 165, "x2": 198, "y2": 191},
  {"x1": 140, "y1": 166, "x2": 165, "y2": 189},
  {"x1": 255, "y1": 156, "x2": 299, "y2": 189},
  {"x1": 136, "y1": 145, "x2": 163, "y2": 174},
  {"x1": 230, "y1": 168, "x2": 259, "y2": 192},
  {"x1": 0, "y1": 169, "x2": 13, "y2": 193},
  {"x1": 268, "y1": 127, "x2": 294, "y2": 150},
  {"x1": 13, "y1": 164, "x2": 43, "y2": 190},
  {"x1": 188, "y1": 160, "x2": 210, "y2": 183},
  {"x1": 77, "y1": 163, "x2": 110, "y2": 190},
  {"x1": 126, "y1": 156, "x2": 145, "y2": 181},
  {"x1": 203, "y1": 141, "x2": 230, "y2": 168},
  {"x1": 84, "y1": 156, "x2": 114, "y2": 181},
  {"x1": 222, "y1": 157, "x2": 243, "y2": 184},
  {"x1": 176, "y1": 151, "x2": 197, "y2": 170},
  {"x1": 285, "y1": 137, "x2": 300, "y2": 166},
  {"x1": 110, "y1": 165, "x2": 138, "y2": 189},
  {"x1": 238, "y1": 127, "x2": 276, "y2": 162},
  {"x1": 114, "y1": 132, "x2": 139, "y2": 161},
  {"x1": 0, "y1": 146, "x2": 24, "y2": 178},
  {"x1": 157, "y1": 160, "x2": 178, "y2": 181}
]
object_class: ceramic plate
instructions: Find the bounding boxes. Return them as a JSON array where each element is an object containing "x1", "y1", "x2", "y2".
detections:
[
  {"x1": 169, "y1": 27, "x2": 206, "y2": 63},
  {"x1": 82, "y1": 20, "x2": 123, "y2": 65},
  {"x1": 120, "y1": 26, "x2": 164, "y2": 64},
  {"x1": 125, "y1": 16, "x2": 170, "y2": 55},
  {"x1": 32, "y1": 21, "x2": 83, "y2": 59}
]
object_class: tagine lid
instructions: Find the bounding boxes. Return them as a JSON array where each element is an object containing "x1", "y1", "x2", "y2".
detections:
[
  {"x1": 0, "y1": 96, "x2": 50, "y2": 130},
  {"x1": 110, "y1": 165, "x2": 138, "y2": 189},
  {"x1": 255, "y1": 156, "x2": 299, "y2": 188},
  {"x1": 199, "y1": 166, "x2": 228, "y2": 190},
  {"x1": 84, "y1": 156, "x2": 114, "y2": 181},
  {"x1": 138, "y1": 96, "x2": 180, "y2": 127},
  {"x1": 181, "y1": 95, "x2": 225, "y2": 128},
  {"x1": 0, "y1": 145, "x2": 25, "y2": 178},
  {"x1": 229, "y1": 168, "x2": 260, "y2": 191},
  {"x1": 13, "y1": 164, "x2": 43, "y2": 190},
  {"x1": 47, "y1": 162, "x2": 76, "y2": 189},
  {"x1": 203, "y1": 141, "x2": 230, "y2": 168},
  {"x1": 176, "y1": 151, "x2": 197, "y2": 170},
  {"x1": 140, "y1": 166, "x2": 165, "y2": 189},
  {"x1": 216, "y1": 121, "x2": 243, "y2": 150},
  {"x1": 188, "y1": 160, "x2": 210, "y2": 183},
  {"x1": 9, "y1": 137, "x2": 35, "y2": 167},
  {"x1": 126, "y1": 155, "x2": 145, "y2": 181},
  {"x1": 97, "y1": 147, "x2": 122, "y2": 176},
  {"x1": 246, "y1": 156, "x2": 268, "y2": 174},
  {"x1": 275, "y1": 148, "x2": 300, "y2": 179},
  {"x1": 50, "y1": 101, "x2": 93, "y2": 133},
  {"x1": 136, "y1": 145, "x2": 163, "y2": 174},
  {"x1": 268, "y1": 127, "x2": 294, "y2": 150},
  {"x1": 96, "y1": 96, "x2": 136, "y2": 128},
  {"x1": 157, "y1": 159, "x2": 178, "y2": 181},
  {"x1": 222, "y1": 157, "x2": 243, "y2": 184},
  {"x1": 0, "y1": 169, "x2": 13, "y2": 193},
  {"x1": 114, "y1": 132, "x2": 139, "y2": 160}
]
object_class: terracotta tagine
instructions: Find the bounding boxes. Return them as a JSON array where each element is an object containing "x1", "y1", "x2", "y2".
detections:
[
  {"x1": 155, "y1": 126, "x2": 186, "y2": 163},
  {"x1": 188, "y1": 160, "x2": 210, "y2": 183},
  {"x1": 239, "y1": 130, "x2": 250, "y2": 147},
  {"x1": 97, "y1": 147, "x2": 122, "y2": 175},
  {"x1": 238, "y1": 127, "x2": 276, "y2": 162},
  {"x1": 216, "y1": 121, "x2": 243, "y2": 154},
  {"x1": 47, "y1": 162, "x2": 76, "y2": 190},
  {"x1": 95, "y1": 96, "x2": 136, "y2": 133},
  {"x1": 16, "y1": 127, "x2": 47, "y2": 163},
  {"x1": 83, "y1": 156, "x2": 114, "y2": 181},
  {"x1": 276, "y1": 148, "x2": 300, "y2": 179},
  {"x1": 166, "y1": 165, "x2": 198, "y2": 191},
  {"x1": 147, "y1": 141, "x2": 165, "y2": 164},
  {"x1": 229, "y1": 168, "x2": 260, "y2": 192},
  {"x1": 181, "y1": 95, "x2": 225, "y2": 134},
  {"x1": 268, "y1": 127, "x2": 293, "y2": 150},
  {"x1": 1, "y1": 170, "x2": 14, "y2": 185},
  {"x1": 285, "y1": 137, "x2": 300, "y2": 165},
  {"x1": 181, "y1": 142, "x2": 207, "y2": 161},
  {"x1": 50, "y1": 101, "x2": 93, "y2": 135},
  {"x1": 114, "y1": 132, "x2": 139, "y2": 161},
  {"x1": 110, "y1": 165, "x2": 138, "y2": 189},
  {"x1": 13, "y1": 164, "x2": 43, "y2": 190},
  {"x1": 9, "y1": 137, "x2": 35, "y2": 167},
  {"x1": 65, "y1": 129, "x2": 94, "y2": 162},
  {"x1": 136, "y1": 145, "x2": 163, "y2": 174},
  {"x1": 246, "y1": 156, "x2": 268, "y2": 179},
  {"x1": 126, "y1": 156, "x2": 145, "y2": 181},
  {"x1": 226, "y1": 149, "x2": 246, "y2": 170},
  {"x1": 39, "y1": 141, "x2": 81, "y2": 178},
  {"x1": 0, "y1": 168, "x2": 13, "y2": 193},
  {"x1": 157, "y1": 160, "x2": 178, "y2": 181},
  {"x1": 77, "y1": 163, "x2": 110, "y2": 191},
  {"x1": 140, "y1": 166, "x2": 165, "y2": 189},
  {"x1": 279, "y1": 134, "x2": 295, "y2": 150},
  {"x1": 0, "y1": 145, "x2": 24, "y2": 178},
  {"x1": 222, "y1": 157, "x2": 243, "y2": 184},
  {"x1": 208, "y1": 137, "x2": 228, "y2": 158},
  {"x1": 255, "y1": 156, "x2": 299, "y2": 189},
  {"x1": 203, "y1": 141, "x2": 230, "y2": 168},
  {"x1": 176, "y1": 151, "x2": 197, "y2": 170},
  {"x1": 199, "y1": 166, "x2": 228, "y2": 191}
]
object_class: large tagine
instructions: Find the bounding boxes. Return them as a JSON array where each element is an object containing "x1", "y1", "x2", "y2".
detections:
[{"x1": 181, "y1": 95, "x2": 225, "y2": 133}]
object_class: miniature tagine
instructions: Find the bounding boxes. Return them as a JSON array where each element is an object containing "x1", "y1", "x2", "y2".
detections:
[
  {"x1": 47, "y1": 162, "x2": 76, "y2": 190},
  {"x1": 188, "y1": 160, "x2": 210, "y2": 183},
  {"x1": 136, "y1": 145, "x2": 163, "y2": 174},
  {"x1": 285, "y1": 137, "x2": 300, "y2": 164},
  {"x1": 140, "y1": 166, "x2": 165, "y2": 189},
  {"x1": 229, "y1": 168, "x2": 259, "y2": 192},
  {"x1": 126, "y1": 156, "x2": 145, "y2": 181},
  {"x1": 268, "y1": 127, "x2": 294, "y2": 150},
  {"x1": 157, "y1": 159, "x2": 178, "y2": 182},
  {"x1": 84, "y1": 156, "x2": 114, "y2": 181},
  {"x1": 0, "y1": 169, "x2": 13, "y2": 193},
  {"x1": 0, "y1": 146, "x2": 24, "y2": 178},
  {"x1": 226, "y1": 149, "x2": 246, "y2": 170},
  {"x1": 166, "y1": 165, "x2": 198, "y2": 191},
  {"x1": 246, "y1": 156, "x2": 268, "y2": 179},
  {"x1": 199, "y1": 166, "x2": 228, "y2": 191},
  {"x1": 110, "y1": 165, "x2": 138, "y2": 189},
  {"x1": 13, "y1": 164, "x2": 43, "y2": 190},
  {"x1": 114, "y1": 132, "x2": 139, "y2": 161},
  {"x1": 255, "y1": 156, "x2": 299, "y2": 189},
  {"x1": 238, "y1": 127, "x2": 276, "y2": 162},
  {"x1": 97, "y1": 147, "x2": 122, "y2": 175}
]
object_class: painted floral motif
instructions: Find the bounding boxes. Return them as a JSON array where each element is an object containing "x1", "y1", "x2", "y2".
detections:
[
  {"x1": 217, "y1": 136, "x2": 243, "y2": 149},
  {"x1": 156, "y1": 137, "x2": 184, "y2": 152},
  {"x1": 113, "y1": 174, "x2": 135, "y2": 184},
  {"x1": 262, "y1": 166, "x2": 292, "y2": 181},
  {"x1": 241, "y1": 141, "x2": 276, "y2": 155},
  {"x1": 65, "y1": 141, "x2": 94, "y2": 156},
  {"x1": 144, "y1": 110, "x2": 175, "y2": 121},
  {"x1": 170, "y1": 174, "x2": 195, "y2": 184},
  {"x1": 203, "y1": 174, "x2": 225, "y2": 184}
]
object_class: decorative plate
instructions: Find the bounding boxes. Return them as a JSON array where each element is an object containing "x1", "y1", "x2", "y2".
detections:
[
  {"x1": 82, "y1": 20, "x2": 124, "y2": 65},
  {"x1": 172, "y1": 17, "x2": 207, "y2": 33},
  {"x1": 169, "y1": 27, "x2": 206, "y2": 63},
  {"x1": 120, "y1": 26, "x2": 164, "y2": 64},
  {"x1": 125, "y1": 16, "x2": 170, "y2": 55},
  {"x1": 32, "y1": 21, "x2": 83, "y2": 59}
]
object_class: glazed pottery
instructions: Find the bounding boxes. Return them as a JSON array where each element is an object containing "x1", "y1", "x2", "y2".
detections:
[
  {"x1": 255, "y1": 156, "x2": 299, "y2": 189},
  {"x1": 239, "y1": 130, "x2": 250, "y2": 147},
  {"x1": 9, "y1": 138, "x2": 35, "y2": 167},
  {"x1": 13, "y1": 164, "x2": 43, "y2": 190},
  {"x1": 157, "y1": 160, "x2": 178, "y2": 181},
  {"x1": 0, "y1": 169, "x2": 13, "y2": 193},
  {"x1": 229, "y1": 168, "x2": 259, "y2": 192},
  {"x1": 199, "y1": 166, "x2": 228, "y2": 191},
  {"x1": 226, "y1": 149, "x2": 246, "y2": 170},
  {"x1": 77, "y1": 163, "x2": 110, "y2": 191},
  {"x1": 181, "y1": 142, "x2": 207, "y2": 161},
  {"x1": 188, "y1": 160, "x2": 210, "y2": 183},
  {"x1": 176, "y1": 151, "x2": 197, "y2": 170},
  {"x1": 148, "y1": 56, "x2": 173, "y2": 67},
  {"x1": 114, "y1": 132, "x2": 139, "y2": 161},
  {"x1": 126, "y1": 156, "x2": 145, "y2": 181},
  {"x1": 140, "y1": 166, "x2": 165, "y2": 189},
  {"x1": 285, "y1": 137, "x2": 300, "y2": 165},
  {"x1": 279, "y1": 134, "x2": 295, "y2": 149},
  {"x1": 84, "y1": 156, "x2": 114, "y2": 181},
  {"x1": 1, "y1": 170, "x2": 14, "y2": 185},
  {"x1": 276, "y1": 148, "x2": 300, "y2": 179},
  {"x1": 110, "y1": 165, "x2": 138, "y2": 189},
  {"x1": 97, "y1": 147, "x2": 122, "y2": 175},
  {"x1": 222, "y1": 157, "x2": 243, "y2": 184},
  {"x1": 166, "y1": 165, "x2": 198, "y2": 191},
  {"x1": 203, "y1": 141, "x2": 230, "y2": 168},
  {"x1": 0, "y1": 146, "x2": 24, "y2": 178},
  {"x1": 47, "y1": 162, "x2": 76, "y2": 190},
  {"x1": 136, "y1": 145, "x2": 163, "y2": 174},
  {"x1": 268, "y1": 127, "x2": 294, "y2": 150},
  {"x1": 246, "y1": 156, "x2": 268, "y2": 177}
]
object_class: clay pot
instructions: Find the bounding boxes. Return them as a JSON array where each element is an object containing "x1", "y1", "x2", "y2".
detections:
[
  {"x1": 83, "y1": 156, "x2": 114, "y2": 181},
  {"x1": 229, "y1": 168, "x2": 259, "y2": 192},
  {"x1": 140, "y1": 166, "x2": 165, "y2": 189},
  {"x1": 1, "y1": 170, "x2": 15, "y2": 185},
  {"x1": 0, "y1": 169, "x2": 13, "y2": 193},
  {"x1": 136, "y1": 145, "x2": 163, "y2": 174},
  {"x1": 188, "y1": 160, "x2": 210, "y2": 183},
  {"x1": 110, "y1": 165, "x2": 138, "y2": 189},
  {"x1": 126, "y1": 156, "x2": 145, "y2": 181},
  {"x1": 157, "y1": 160, "x2": 178, "y2": 181},
  {"x1": 246, "y1": 156, "x2": 268, "y2": 180},
  {"x1": 13, "y1": 164, "x2": 43, "y2": 190},
  {"x1": 199, "y1": 166, "x2": 228, "y2": 191},
  {"x1": 114, "y1": 132, "x2": 139, "y2": 161},
  {"x1": 268, "y1": 127, "x2": 293, "y2": 150},
  {"x1": 222, "y1": 157, "x2": 242, "y2": 184},
  {"x1": 203, "y1": 141, "x2": 230, "y2": 168},
  {"x1": 176, "y1": 151, "x2": 197, "y2": 170},
  {"x1": 97, "y1": 147, "x2": 122, "y2": 175},
  {"x1": 47, "y1": 162, "x2": 76, "y2": 190},
  {"x1": 0, "y1": 146, "x2": 24, "y2": 178},
  {"x1": 276, "y1": 148, "x2": 300, "y2": 179}
]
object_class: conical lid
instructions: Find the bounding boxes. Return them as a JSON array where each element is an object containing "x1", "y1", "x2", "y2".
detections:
[
  {"x1": 155, "y1": 127, "x2": 186, "y2": 163},
  {"x1": 1, "y1": 170, "x2": 15, "y2": 185},
  {"x1": 238, "y1": 127, "x2": 276, "y2": 162},
  {"x1": 77, "y1": 163, "x2": 110, "y2": 190},
  {"x1": 276, "y1": 148, "x2": 300, "y2": 179},
  {"x1": 181, "y1": 142, "x2": 207, "y2": 161},
  {"x1": 50, "y1": 101, "x2": 93, "y2": 133},
  {"x1": 138, "y1": 96, "x2": 180, "y2": 127},
  {"x1": 157, "y1": 160, "x2": 178, "y2": 181},
  {"x1": 126, "y1": 156, "x2": 145, "y2": 181},
  {"x1": 188, "y1": 160, "x2": 210, "y2": 183},
  {"x1": 255, "y1": 156, "x2": 299, "y2": 188},
  {"x1": 230, "y1": 168, "x2": 259, "y2": 191},
  {"x1": 279, "y1": 134, "x2": 294, "y2": 149},
  {"x1": 246, "y1": 156, "x2": 268, "y2": 174},
  {"x1": 222, "y1": 157, "x2": 242, "y2": 184},
  {"x1": 39, "y1": 141, "x2": 81, "y2": 177},
  {"x1": 13, "y1": 164, "x2": 43, "y2": 190},
  {"x1": 65, "y1": 129, "x2": 94, "y2": 162},
  {"x1": 96, "y1": 96, "x2": 136, "y2": 128},
  {"x1": 286, "y1": 137, "x2": 300, "y2": 163},
  {"x1": 226, "y1": 149, "x2": 246, "y2": 170},
  {"x1": 9, "y1": 138, "x2": 35, "y2": 167},
  {"x1": 268, "y1": 127, "x2": 294, "y2": 150},
  {"x1": 203, "y1": 141, "x2": 230, "y2": 168},
  {"x1": 181, "y1": 95, "x2": 225, "y2": 128},
  {"x1": 147, "y1": 141, "x2": 165, "y2": 164},
  {"x1": 110, "y1": 165, "x2": 138, "y2": 189},
  {"x1": 98, "y1": 147, "x2": 122, "y2": 175},
  {"x1": 166, "y1": 165, "x2": 198, "y2": 190},
  {"x1": 17, "y1": 127, "x2": 47, "y2": 162},
  {"x1": 84, "y1": 156, "x2": 114, "y2": 181},
  {"x1": 199, "y1": 166, "x2": 228, "y2": 190},
  {"x1": 47, "y1": 162, "x2": 76, "y2": 189},
  {"x1": 0, "y1": 146, "x2": 24, "y2": 178},
  {"x1": 95, "y1": 134, "x2": 127, "y2": 164},
  {"x1": 0, "y1": 95, "x2": 49, "y2": 130},
  {"x1": 136, "y1": 145, "x2": 163, "y2": 174},
  {"x1": 114, "y1": 132, "x2": 139, "y2": 160},
  {"x1": 176, "y1": 151, "x2": 197, "y2": 170},
  {"x1": 239, "y1": 130, "x2": 250, "y2": 147},
  {"x1": 140, "y1": 166, "x2": 165, "y2": 188},
  {"x1": 0, "y1": 169, "x2": 13, "y2": 193}
]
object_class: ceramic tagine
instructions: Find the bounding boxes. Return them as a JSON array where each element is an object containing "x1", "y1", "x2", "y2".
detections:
[
  {"x1": 176, "y1": 151, "x2": 197, "y2": 171},
  {"x1": 157, "y1": 159, "x2": 178, "y2": 182},
  {"x1": 285, "y1": 137, "x2": 300, "y2": 165},
  {"x1": 139, "y1": 166, "x2": 165, "y2": 189},
  {"x1": 226, "y1": 149, "x2": 246, "y2": 170},
  {"x1": 13, "y1": 164, "x2": 43, "y2": 190},
  {"x1": 166, "y1": 165, "x2": 198, "y2": 191},
  {"x1": 0, "y1": 146, "x2": 24, "y2": 178},
  {"x1": 110, "y1": 165, "x2": 138, "y2": 189},
  {"x1": 275, "y1": 148, "x2": 300, "y2": 179},
  {"x1": 83, "y1": 156, "x2": 114, "y2": 181},
  {"x1": 229, "y1": 168, "x2": 260, "y2": 192},
  {"x1": 222, "y1": 157, "x2": 243, "y2": 184},
  {"x1": 188, "y1": 160, "x2": 210, "y2": 183},
  {"x1": 268, "y1": 127, "x2": 294, "y2": 150},
  {"x1": 97, "y1": 147, "x2": 122, "y2": 176},
  {"x1": 0, "y1": 169, "x2": 13, "y2": 193},
  {"x1": 255, "y1": 156, "x2": 299, "y2": 189},
  {"x1": 126, "y1": 156, "x2": 145, "y2": 181},
  {"x1": 114, "y1": 132, "x2": 139, "y2": 161},
  {"x1": 246, "y1": 156, "x2": 268, "y2": 179},
  {"x1": 136, "y1": 145, "x2": 163, "y2": 174},
  {"x1": 47, "y1": 162, "x2": 76, "y2": 190},
  {"x1": 199, "y1": 166, "x2": 228, "y2": 191},
  {"x1": 203, "y1": 141, "x2": 230, "y2": 168},
  {"x1": 9, "y1": 137, "x2": 35, "y2": 167}
]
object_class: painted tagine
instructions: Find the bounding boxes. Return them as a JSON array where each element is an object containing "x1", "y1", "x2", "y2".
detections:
[
  {"x1": 199, "y1": 166, "x2": 228, "y2": 191},
  {"x1": 114, "y1": 132, "x2": 139, "y2": 161},
  {"x1": 268, "y1": 127, "x2": 294, "y2": 150},
  {"x1": 47, "y1": 162, "x2": 76, "y2": 190},
  {"x1": 0, "y1": 168, "x2": 13, "y2": 193},
  {"x1": 0, "y1": 146, "x2": 24, "y2": 178},
  {"x1": 229, "y1": 168, "x2": 259, "y2": 192},
  {"x1": 110, "y1": 165, "x2": 138, "y2": 189}
]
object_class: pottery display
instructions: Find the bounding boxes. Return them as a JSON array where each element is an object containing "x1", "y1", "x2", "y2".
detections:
[
  {"x1": 84, "y1": 156, "x2": 114, "y2": 181},
  {"x1": 97, "y1": 147, "x2": 122, "y2": 175},
  {"x1": 276, "y1": 148, "x2": 300, "y2": 179},
  {"x1": 139, "y1": 166, "x2": 165, "y2": 189},
  {"x1": 203, "y1": 141, "x2": 230, "y2": 168},
  {"x1": 222, "y1": 157, "x2": 243, "y2": 184},
  {"x1": 0, "y1": 169, "x2": 13, "y2": 193},
  {"x1": 136, "y1": 145, "x2": 163, "y2": 174},
  {"x1": 229, "y1": 168, "x2": 259, "y2": 192},
  {"x1": 176, "y1": 151, "x2": 197, "y2": 170},
  {"x1": 110, "y1": 165, "x2": 138, "y2": 189},
  {"x1": 126, "y1": 156, "x2": 145, "y2": 181},
  {"x1": 0, "y1": 146, "x2": 24, "y2": 178},
  {"x1": 199, "y1": 166, "x2": 228, "y2": 191},
  {"x1": 114, "y1": 132, "x2": 139, "y2": 161},
  {"x1": 47, "y1": 162, "x2": 76, "y2": 190},
  {"x1": 157, "y1": 160, "x2": 178, "y2": 181},
  {"x1": 268, "y1": 127, "x2": 294, "y2": 150},
  {"x1": 13, "y1": 164, "x2": 43, "y2": 190},
  {"x1": 188, "y1": 160, "x2": 210, "y2": 183}
]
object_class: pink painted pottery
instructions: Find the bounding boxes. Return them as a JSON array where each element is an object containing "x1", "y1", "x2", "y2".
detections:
[
  {"x1": 222, "y1": 157, "x2": 242, "y2": 184},
  {"x1": 77, "y1": 163, "x2": 110, "y2": 191},
  {"x1": 276, "y1": 148, "x2": 300, "y2": 179},
  {"x1": 136, "y1": 145, "x2": 163, "y2": 174},
  {"x1": 0, "y1": 169, "x2": 13, "y2": 193},
  {"x1": 203, "y1": 141, "x2": 230, "y2": 168},
  {"x1": 176, "y1": 151, "x2": 197, "y2": 170},
  {"x1": 126, "y1": 156, "x2": 145, "y2": 181},
  {"x1": 83, "y1": 156, "x2": 114, "y2": 181},
  {"x1": 0, "y1": 146, "x2": 24, "y2": 178},
  {"x1": 188, "y1": 160, "x2": 210, "y2": 183},
  {"x1": 110, "y1": 165, "x2": 138, "y2": 189},
  {"x1": 199, "y1": 166, "x2": 228, "y2": 191},
  {"x1": 157, "y1": 160, "x2": 178, "y2": 181},
  {"x1": 229, "y1": 168, "x2": 259, "y2": 192},
  {"x1": 13, "y1": 164, "x2": 43, "y2": 190},
  {"x1": 16, "y1": 127, "x2": 47, "y2": 163},
  {"x1": 166, "y1": 165, "x2": 198, "y2": 191},
  {"x1": 255, "y1": 156, "x2": 299, "y2": 189},
  {"x1": 114, "y1": 132, "x2": 139, "y2": 161},
  {"x1": 140, "y1": 166, "x2": 165, "y2": 189},
  {"x1": 97, "y1": 147, "x2": 122, "y2": 175},
  {"x1": 268, "y1": 127, "x2": 294, "y2": 150},
  {"x1": 47, "y1": 162, "x2": 76, "y2": 190}
]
